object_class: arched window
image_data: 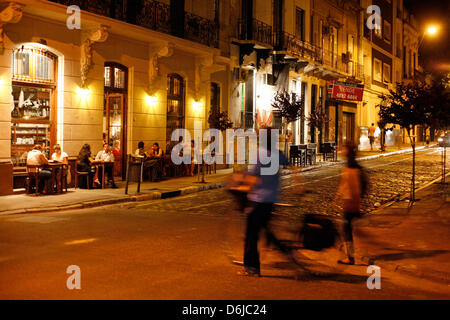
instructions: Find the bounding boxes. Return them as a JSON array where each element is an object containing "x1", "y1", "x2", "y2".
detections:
[
  {"x1": 11, "y1": 45, "x2": 58, "y2": 168},
  {"x1": 166, "y1": 74, "x2": 185, "y2": 140}
]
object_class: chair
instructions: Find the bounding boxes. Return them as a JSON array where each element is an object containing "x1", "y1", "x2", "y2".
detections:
[
  {"x1": 74, "y1": 160, "x2": 90, "y2": 189},
  {"x1": 289, "y1": 145, "x2": 300, "y2": 166},
  {"x1": 26, "y1": 165, "x2": 43, "y2": 195},
  {"x1": 322, "y1": 142, "x2": 337, "y2": 162},
  {"x1": 306, "y1": 143, "x2": 317, "y2": 165},
  {"x1": 297, "y1": 144, "x2": 308, "y2": 166}
]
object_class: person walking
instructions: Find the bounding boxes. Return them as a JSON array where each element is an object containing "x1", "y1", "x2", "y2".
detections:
[
  {"x1": 368, "y1": 123, "x2": 376, "y2": 151},
  {"x1": 238, "y1": 128, "x2": 294, "y2": 277},
  {"x1": 335, "y1": 141, "x2": 366, "y2": 265}
]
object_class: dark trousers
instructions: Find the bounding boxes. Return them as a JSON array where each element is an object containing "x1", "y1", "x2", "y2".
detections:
[
  {"x1": 98, "y1": 162, "x2": 116, "y2": 186},
  {"x1": 144, "y1": 159, "x2": 160, "y2": 181},
  {"x1": 37, "y1": 169, "x2": 52, "y2": 192},
  {"x1": 243, "y1": 202, "x2": 290, "y2": 273}
]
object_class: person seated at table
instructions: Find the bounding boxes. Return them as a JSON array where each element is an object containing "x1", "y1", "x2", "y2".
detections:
[
  {"x1": 144, "y1": 142, "x2": 163, "y2": 182},
  {"x1": 112, "y1": 140, "x2": 121, "y2": 157},
  {"x1": 51, "y1": 144, "x2": 68, "y2": 164},
  {"x1": 95, "y1": 143, "x2": 118, "y2": 188},
  {"x1": 77, "y1": 144, "x2": 98, "y2": 189},
  {"x1": 51, "y1": 144, "x2": 69, "y2": 191},
  {"x1": 27, "y1": 144, "x2": 51, "y2": 194},
  {"x1": 135, "y1": 141, "x2": 146, "y2": 157}
]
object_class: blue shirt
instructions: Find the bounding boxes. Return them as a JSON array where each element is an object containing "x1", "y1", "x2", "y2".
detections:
[{"x1": 247, "y1": 149, "x2": 289, "y2": 204}]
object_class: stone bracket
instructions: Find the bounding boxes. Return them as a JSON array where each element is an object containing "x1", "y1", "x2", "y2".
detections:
[
  {"x1": 80, "y1": 25, "x2": 109, "y2": 88},
  {"x1": 0, "y1": 2, "x2": 24, "y2": 49},
  {"x1": 194, "y1": 55, "x2": 214, "y2": 101},
  {"x1": 148, "y1": 42, "x2": 174, "y2": 94}
]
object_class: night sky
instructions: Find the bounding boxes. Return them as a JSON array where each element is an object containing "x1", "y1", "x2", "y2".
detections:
[{"x1": 404, "y1": 0, "x2": 450, "y2": 72}]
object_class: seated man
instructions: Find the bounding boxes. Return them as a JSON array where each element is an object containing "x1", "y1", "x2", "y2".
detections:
[
  {"x1": 95, "y1": 143, "x2": 118, "y2": 188},
  {"x1": 27, "y1": 145, "x2": 52, "y2": 194}
]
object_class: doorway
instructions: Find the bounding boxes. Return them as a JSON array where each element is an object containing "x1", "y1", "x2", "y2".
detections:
[
  {"x1": 343, "y1": 112, "x2": 355, "y2": 144},
  {"x1": 104, "y1": 63, "x2": 128, "y2": 179}
]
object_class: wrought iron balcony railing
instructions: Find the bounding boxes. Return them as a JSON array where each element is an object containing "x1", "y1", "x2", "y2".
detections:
[
  {"x1": 48, "y1": 0, "x2": 218, "y2": 48},
  {"x1": 238, "y1": 19, "x2": 273, "y2": 47},
  {"x1": 274, "y1": 31, "x2": 321, "y2": 62},
  {"x1": 185, "y1": 12, "x2": 219, "y2": 48}
]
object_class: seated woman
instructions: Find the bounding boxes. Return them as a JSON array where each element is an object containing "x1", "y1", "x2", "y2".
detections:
[
  {"x1": 95, "y1": 143, "x2": 118, "y2": 188},
  {"x1": 77, "y1": 144, "x2": 98, "y2": 189},
  {"x1": 51, "y1": 144, "x2": 69, "y2": 191},
  {"x1": 144, "y1": 142, "x2": 163, "y2": 182}
]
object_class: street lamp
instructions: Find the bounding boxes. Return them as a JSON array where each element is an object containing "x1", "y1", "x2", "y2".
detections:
[{"x1": 418, "y1": 25, "x2": 439, "y2": 48}]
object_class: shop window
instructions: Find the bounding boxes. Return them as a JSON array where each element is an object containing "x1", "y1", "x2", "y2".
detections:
[
  {"x1": 11, "y1": 46, "x2": 57, "y2": 168},
  {"x1": 167, "y1": 74, "x2": 185, "y2": 140}
]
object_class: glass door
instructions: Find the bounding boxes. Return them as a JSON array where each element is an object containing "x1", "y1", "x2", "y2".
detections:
[{"x1": 104, "y1": 94, "x2": 124, "y2": 177}]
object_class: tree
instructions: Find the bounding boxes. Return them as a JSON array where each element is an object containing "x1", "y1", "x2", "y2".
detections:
[
  {"x1": 307, "y1": 103, "x2": 330, "y2": 146},
  {"x1": 271, "y1": 90, "x2": 305, "y2": 153},
  {"x1": 377, "y1": 78, "x2": 449, "y2": 203},
  {"x1": 208, "y1": 109, "x2": 233, "y2": 132}
]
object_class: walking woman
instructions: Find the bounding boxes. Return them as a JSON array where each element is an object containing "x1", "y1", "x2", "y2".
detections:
[{"x1": 336, "y1": 141, "x2": 364, "y2": 265}]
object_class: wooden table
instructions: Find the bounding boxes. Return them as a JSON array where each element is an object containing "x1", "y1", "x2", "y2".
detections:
[
  {"x1": 92, "y1": 161, "x2": 105, "y2": 189},
  {"x1": 45, "y1": 162, "x2": 66, "y2": 194}
]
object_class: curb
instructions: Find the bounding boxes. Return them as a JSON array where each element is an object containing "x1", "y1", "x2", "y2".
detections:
[
  {"x1": 0, "y1": 181, "x2": 227, "y2": 216},
  {"x1": 358, "y1": 254, "x2": 450, "y2": 284}
]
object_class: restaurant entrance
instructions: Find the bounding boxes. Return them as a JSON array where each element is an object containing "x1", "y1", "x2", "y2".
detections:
[
  {"x1": 104, "y1": 63, "x2": 128, "y2": 180},
  {"x1": 10, "y1": 45, "x2": 58, "y2": 190}
]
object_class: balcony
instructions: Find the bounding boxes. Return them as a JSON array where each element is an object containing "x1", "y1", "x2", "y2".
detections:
[
  {"x1": 48, "y1": 0, "x2": 219, "y2": 48},
  {"x1": 237, "y1": 19, "x2": 273, "y2": 48},
  {"x1": 273, "y1": 31, "x2": 321, "y2": 62}
]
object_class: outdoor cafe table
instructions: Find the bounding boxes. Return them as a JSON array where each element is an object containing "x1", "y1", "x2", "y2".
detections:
[
  {"x1": 92, "y1": 160, "x2": 105, "y2": 189},
  {"x1": 45, "y1": 162, "x2": 66, "y2": 194}
]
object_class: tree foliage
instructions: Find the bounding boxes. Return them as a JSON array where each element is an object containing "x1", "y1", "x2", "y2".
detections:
[
  {"x1": 271, "y1": 90, "x2": 305, "y2": 125},
  {"x1": 307, "y1": 104, "x2": 330, "y2": 130},
  {"x1": 208, "y1": 109, "x2": 233, "y2": 131}
]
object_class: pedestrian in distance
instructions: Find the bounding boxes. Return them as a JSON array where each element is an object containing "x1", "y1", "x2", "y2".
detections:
[
  {"x1": 368, "y1": 123, "x2": 376, "y2": 151},
  {"x1": 335, "y1": 141, "x2": 368, "y2": 265}
]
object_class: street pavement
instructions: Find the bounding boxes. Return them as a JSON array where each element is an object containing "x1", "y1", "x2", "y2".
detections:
[{"x1": 0, "y1": 147, "x2": 449, "y2": 299}]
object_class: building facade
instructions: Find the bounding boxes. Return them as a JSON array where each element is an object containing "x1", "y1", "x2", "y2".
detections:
[
  {"x1": 0, "y1": 0, "x2": 421, "y2": 195},
  {"x1": 0, "y1": 0, "x2": 233, "y2": 195}
]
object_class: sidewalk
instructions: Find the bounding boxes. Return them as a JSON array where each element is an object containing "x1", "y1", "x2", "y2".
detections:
[
  {"x1": 0, "y1": 144, "x2": 434, "y2": 216},
  {"x1": 0, "y1": 169, "x2": 232, "y2": 216},
  {"x1": 353, "y1": 181, "x2": 450, "y2": 283}
]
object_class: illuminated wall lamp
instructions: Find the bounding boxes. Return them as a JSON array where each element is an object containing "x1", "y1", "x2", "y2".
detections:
[
  {"x1": 146, "y1": 95, "x2": 158, "y2": 108},
  {"x1": 77, "y1": 87, "x2": 91, "y2": 100}
]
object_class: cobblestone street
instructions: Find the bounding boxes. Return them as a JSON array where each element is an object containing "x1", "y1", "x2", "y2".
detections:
[{"x1": 129, "y1": 147, "x2": 446, "y2": 217}]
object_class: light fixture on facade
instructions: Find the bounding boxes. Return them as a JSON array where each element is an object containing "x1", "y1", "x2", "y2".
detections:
[
  {"x1": 146, "y1": 94, "x2": 158, "y2": 108},
  {"x1": 77, "y1": 86, "x2": 90, "y2": 104},
  {"x1": 193, "y1": 100, "x2": 203, "y2": 113}
]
